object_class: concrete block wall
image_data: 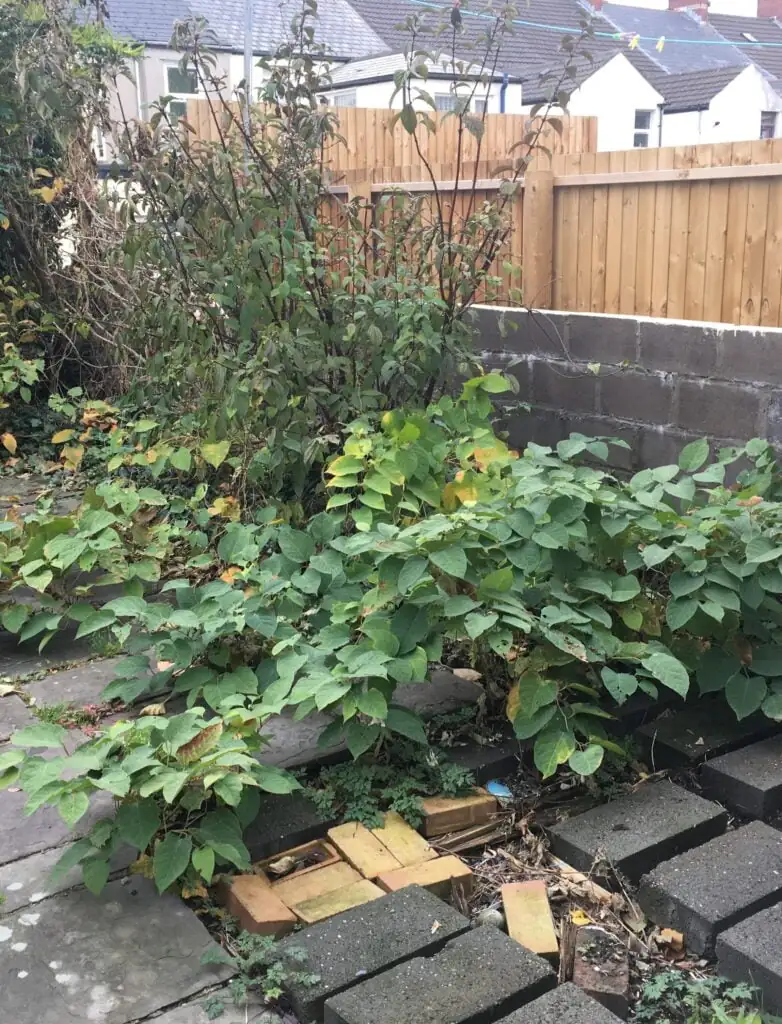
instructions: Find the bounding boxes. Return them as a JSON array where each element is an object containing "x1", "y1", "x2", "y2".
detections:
[{"x1": 473, "y1": 306, "x2": 782, "y2": 470}]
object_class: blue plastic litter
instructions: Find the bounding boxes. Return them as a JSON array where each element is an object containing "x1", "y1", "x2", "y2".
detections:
[{"x1": 485, "y1": 780, "x2": 513, "y2": 799}]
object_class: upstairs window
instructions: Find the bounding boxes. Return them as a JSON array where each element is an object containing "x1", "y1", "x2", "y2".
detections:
[{"x1": 333, "y1": 90, "x2": 357, "y2": 108}]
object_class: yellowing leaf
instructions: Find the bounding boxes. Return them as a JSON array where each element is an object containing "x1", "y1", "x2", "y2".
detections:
[
  {"x1": 61, "y1": 445, "x2": 84, "y2": 470},
  {"x1": 139, "y1": 702, "x2": 167, "y2": 717},
  {"x1": 200, "y1": 440, "x2": 230, "y2": 468},
  {"x1": 144, "y1": 448, "x2": 158, "y2": 463},
  {"x1": 37, "y1": 186, "x2": 57, "y2": 204},
  {"x1": 176, "y1": 722, "x2": 224, "y2": 764},
  {"x1": 208, "y1": 496, "x2": 241, "y2": 521},
  {"x1": 180, "y1": 880, "x2": 208, "y2": 899},
  {"x1": 220, "y1": 566, "x2": 242, "y2": 583},
  {"x1": 130, "y1": 853, "x2": 155, "y2": 878},
  {"x1": 506, "y1": 681, "x2": 520, "y2": 723},
  {"x1": 1, "y1": 433, "x2": 17, "y2": 454},
  {"x1": 51, "y1": 429, "x2": 75, "y2": 444},
  {"x1": 0, "y1": 216, "x2": 9, "y2": 231},
  {"x1": 570, "y1": 909, "x2": 592, "y2": 926},
  {"x1": 33, "y1": 167, "x2": 53, "y2": 178}
]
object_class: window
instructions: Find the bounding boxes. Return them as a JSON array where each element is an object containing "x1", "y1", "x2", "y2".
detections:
[
  {"x1": 92, "y1": 126, "x2": 107, "y2": 162},
  {"x1": 435, "y1": 93, "x2": 457, "y2": 112},
  {"x1": 634, "y1": 109, "x2": 652, "y2": 148},
  {"x1": 332, "y1": 90, "x2": 356, "y2": 108},
  {"x1": 474, "y1": 96, "x2": 488, "y2": 114},
  {"x1": 761, "y1": 110, "x2": 777, "y2": 139},
  {"x1": 165, "y1": 65, "x2": 198, "y2": 120}
]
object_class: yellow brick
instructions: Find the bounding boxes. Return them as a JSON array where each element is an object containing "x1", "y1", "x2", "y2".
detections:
[
  {"x1": 376, "y1": 855, "x2": 473, "y2": 900},
  {"x1": 292, "y1": 879, "x2": 385, "y2": 924},
  {"x1": 219, "y1": 874, "x2": 297, "y2": 938},
  {"x1": 371, "y1": 811, "x2": 437, "y2": 867},
  {"x1": 420, "y1": 789, "x2": 498, "y2": 837},
  {"x1": 502, "y1": 880, "x2": 559, "y2": 961},
  {"x1": 271, "y1": 860, "x2": 361, "y2": 909},
  {"x1": 328, "y1": 822, "x2": 403, "y2": 879}
]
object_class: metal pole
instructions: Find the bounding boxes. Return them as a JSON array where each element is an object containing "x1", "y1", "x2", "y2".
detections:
[{"x1": 243, "y1": 0, "x2": 253, "y2": 146}]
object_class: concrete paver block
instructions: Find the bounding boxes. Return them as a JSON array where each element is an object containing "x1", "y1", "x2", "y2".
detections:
[
  {"x1": 293, "y1": 879, "x2": 385, "y2": 923},
  {"x1": 323, "y1": 924, "x2": 555, "y2": 1024},
  {"x1": 420, "y1": 789, "x2": 498, "y2": 837},
  {"x1": 572, "y1": 926, "x2": 630, "y2": 1018},
  {"x1": 717, "y1": 903, "x2": 782, "y2": 1015},
  {"x1": 548, "y1": 780, "x2": 727, "y2": 881},
  {"x1": 22, "y1": 659, "x2": 126, "y2": 709},
  {"x1": 502, "y1": 880, "x2": 558, "y2": 961},
  {"x1": 370, "y1": 810, "x2": 437, "y2": 867},
  {"x1": 0, "y1": 876, "x2": 231, "y2": 1024},
  {"x1": 495, "y1": 983, "x2": 625, "y2": 1023},
  {"x1": 638, "y1": 821, "x2": 782, "y2": 955},
  {"x1": 243, "y1": 791, "x2": 337, "y2": 862},
  {"x1": 271, "y1": 860, "x2": 360, "y2": 908},
  {"x1": 327, "y1": 821, "x2": 402, "y2": 878},
  {"x1": 701, "y1": 733, "x2": 782, "y2": 819},
  {"x1": 219, "y1": 874, "x2": 296, "y2": 937},
  {"x1": 376, "y1": 854, "x2": 474, "y2": 900},
  {"x1": 442, "y1": 735, "x2": 520, "y2": 784},
  {"x1": 279, "y1": 885, "x2": 470, "y2": 1022},
  {"x1": 636, "y1": 703, "x2": 779, "y2": 768}
]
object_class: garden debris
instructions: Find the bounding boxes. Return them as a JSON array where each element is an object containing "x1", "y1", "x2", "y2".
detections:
[
  {"x1": 434, "y1": 818, "x2": 512, "y2": 854},
  {"x1": 257, "y1": 840, "x2": 340, "y2": 884}
]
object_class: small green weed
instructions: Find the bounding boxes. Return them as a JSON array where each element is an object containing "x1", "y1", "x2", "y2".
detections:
[
  {"x1": 633, "y1": 971, "x2": 781, "y2": 1024},
  {"x1": 201, "y1": 928, "x2": 319, "y2": 1017},
  {"x1": 306, "y1": 737, "x2": 475, "y2": 828},
  {"x1": 32, "y1": 701, "x2": 117, "y2": 730}
]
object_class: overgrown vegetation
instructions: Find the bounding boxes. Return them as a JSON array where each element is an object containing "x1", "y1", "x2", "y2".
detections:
[
  {"x1": 200, "y1": 929, "x2": 319, "y2": 1018},
  {"x1": 6, "y1": 0, "x2": 782, "y2": 905},
  {"x1": 633, "y1": 971, "x2": 781, "y2": 1024}
]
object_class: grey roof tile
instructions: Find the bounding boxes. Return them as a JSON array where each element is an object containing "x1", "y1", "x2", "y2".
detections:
[
  {"x1": 656, "y1": 65, "x2": 745, "y2": 112},
  {"x1": 708, "y1": 12, "x2": 782, "y2": 81},
  {"x1": 596, "y1": 2, "x2": 748, "y2": 73}
]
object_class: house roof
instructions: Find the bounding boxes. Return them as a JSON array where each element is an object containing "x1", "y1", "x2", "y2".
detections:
[
  {"x1": 329, "y1": 51, "x2": 514, "y2": 86},
  {"x1": 657, "y1": 65, "x2": 747, "y2": 112},
  {"x1": 708, "y1": 12, "x2": 782, "y2": 81},
  {"x1": 595, "y1": 2, "x2": 749, "y2": 74},
  {"x1": 102, "y1": 0, "x2": 390, "y2": 58}
]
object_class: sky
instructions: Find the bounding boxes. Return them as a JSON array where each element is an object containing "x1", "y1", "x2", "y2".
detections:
[{"x1": 607, "y1": 0, "x2": 758, "y2": 12}]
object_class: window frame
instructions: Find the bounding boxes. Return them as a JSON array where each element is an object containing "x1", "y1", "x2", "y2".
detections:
[
  {"x1": 332, "y1": 89, "x2": 357, "y2": 108},
  {"x1": 761, "y1": 110, "x2": 777, "y2": 140},
  {"x1": 633, "y1": 109, "x2": 653, "y2": 148},
  {"x1": 164, "y1": 63, "x2": 199, "y2": 120}
]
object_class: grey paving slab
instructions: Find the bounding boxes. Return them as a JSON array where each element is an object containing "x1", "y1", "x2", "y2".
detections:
[
  {"x1": 150, "y1": 992, "x2": 282, "y2": 1024},
  {"x1": 636, "y1": 702, "x2": 779, "y2": 768},
  {"x1": 702, "y1": 733, "x2": 782, "y2": 819},
  {"x1": 281, "y1": 886, "x2": 470, "y2": 1022},
  {"x1": 260, "y1": 670, "x2": 482, "y2": 769},
  {"x1": 0, "y1": 629, "x2": 92, "y2": 681},
  {"x1": 0, "y1": 842, "x2": 135, "y2": 915},
  {"x1": 548, "y1": 780, "x2": 727, "y2": 881},
  {"x1": 0, "y1": 776, "x2": 115, "y2": 867},
  {"x1": 23, "y1": 657, "x2": 125, "y2": 708},
  {"x1": 323, "y1": 925, "x2": 555, "y2": 1024},
  {"x1": 638, "y1": 821, "x2": 782, "y2": 955},
  {"x1": 496, "y1": 984, "x2": 624, "y2": 1023},
  {"x1": 0, "y1": 876, "x2": 232, "y2": 1024},
  {"x1": 0, "y1": 692, "x2": 35, "y2": 742},
  {"x1": 244, "y1": 791, "x2": 338, "y2": 862},
  {"x1": 717, "y1": 903, "x2": 782, "y2": 1016}
]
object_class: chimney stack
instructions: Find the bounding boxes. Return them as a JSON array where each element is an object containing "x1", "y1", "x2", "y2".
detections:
[
  {"x1": 591, "y1": 0, "x2": 604, "y2": 9},
  {"x1": 668, "y1": 0, "x2": 710, "y2": 18},
  {"x1": 758, "y1": 0, "x2": 782, "y2": 17}
]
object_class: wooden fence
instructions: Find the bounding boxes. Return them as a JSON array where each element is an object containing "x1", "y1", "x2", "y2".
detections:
[
  {"x1": 186, "y1": 100, "x2": 782, "y2": 327},
  {"x1": 549, "y1": 139, "x2": 782, "y2": 327}
]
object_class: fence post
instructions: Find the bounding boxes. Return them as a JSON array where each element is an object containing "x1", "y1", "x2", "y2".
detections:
[{"x1": 522, "y1": 165, "x2": 555, "y2": 309}]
